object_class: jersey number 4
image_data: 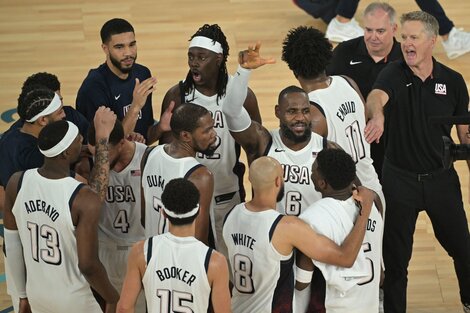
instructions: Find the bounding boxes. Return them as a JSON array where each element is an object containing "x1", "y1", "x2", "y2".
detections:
[{"x1": 27, "y1": 222, "x2": 61, "y2": 265}]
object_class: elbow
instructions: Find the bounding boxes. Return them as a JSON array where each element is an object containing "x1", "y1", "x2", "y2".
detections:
[{"x1": 78, "y1": 260, "x2": 99, "y2": 277}]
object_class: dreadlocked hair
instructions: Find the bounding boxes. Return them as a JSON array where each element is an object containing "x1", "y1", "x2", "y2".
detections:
[
  {"x1": 282, "y1": 26, "x2": 332, "y2": 79},
  {"x1": 17, "y1": 88, "x2": 55, "y2": 122},
  {"x1": 183, "y1": 24, "x2": 229, "y2": 104}
]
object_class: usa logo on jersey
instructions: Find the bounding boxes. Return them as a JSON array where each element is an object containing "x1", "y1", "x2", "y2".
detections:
[{"x1": 435, "y1": 83, "x2": 447, "y2": 95}]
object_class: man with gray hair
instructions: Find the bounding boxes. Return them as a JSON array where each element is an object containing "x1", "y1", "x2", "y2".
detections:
[
  {"x1": 365, "y1": 11, "x2": 470, "y2": 313},
  {"x1": 327, "y1": 2, "x2": 402, "y2": 180}
]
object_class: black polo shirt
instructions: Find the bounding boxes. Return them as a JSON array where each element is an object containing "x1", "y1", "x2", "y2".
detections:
[
  {"x1": 373, "y1": 59, "x2": 469, "y2": 172},
  {"x1": 327, "y1": 36, "x2": 402, "y2": 98}
]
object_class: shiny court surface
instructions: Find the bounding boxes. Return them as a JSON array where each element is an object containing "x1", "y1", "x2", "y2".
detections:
[{"x1": 0, "y1": 0, "x2": 469, "y2": 312}]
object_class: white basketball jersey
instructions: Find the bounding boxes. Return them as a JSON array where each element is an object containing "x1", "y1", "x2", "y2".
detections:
[
  {"x1": 99, "y1": 142, "x2": 146, "y2": 245},
  {"x1": 223, "y1": 204, "x2": 294, "y2": 313},
  {"x1": 142, "y1": 233, "x2": 212, "y2": 313},
  {"x1": 267, "y1": 129, "x2": 324, "y2": 216},
  {"x1": 184, "y1": 76, "x2": 244, "y2": 198},
  {"x1": 12, "y1": 169, "x2": 101, "y2": 313},
  {"x1": 300, "y1": 197, "x2": 383, "y2": 313},
  {"x1": 142, "y1": 145, "x2": 202, "y2": 237},
  {"x1": 308, "y1": 76, "x2": 382, "y2": 195}
]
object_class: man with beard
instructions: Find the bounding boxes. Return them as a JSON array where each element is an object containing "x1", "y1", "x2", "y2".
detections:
[
  {"x1": 76, "y1": 18, "x2": 157, "y2": 140},
  {"x1": 142, "y1": 103, "x2": 216, "y2": 245},
  {"x1": 281, "y1": 26, "x2": 384, "y2": 214},
  {"x1": 158, "y1": 24, "x2": 264, "y2": 258},
  {"x1": 223, "y1": 156, "x2": 375, "y2": 313},
  {"x1": 222, "y1": 47, "x2": 337, "y2": 216},
  {"x1": 3, "y1": 118, "x2": 119, "y2": 313}
]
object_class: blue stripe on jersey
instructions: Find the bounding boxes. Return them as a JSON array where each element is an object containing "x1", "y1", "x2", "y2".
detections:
[
  {"x1": 68, "y1": 183, "x2": 85, "y2": 210},
  {"x1": 272, "y1": 254, "x2": 294, "y2": 313},
  {"x1": 204, "y1": 248, "x2": 213, "y2": 273},
  {"x1": 184, "y1": 164, "x2": 204, "y2": 179},
  {"x1": 269, "y1": 215, "x2": 284, "y2": 242},
  {"x1": 146, "y1": 236, "x2": 154, "y2": 265}
]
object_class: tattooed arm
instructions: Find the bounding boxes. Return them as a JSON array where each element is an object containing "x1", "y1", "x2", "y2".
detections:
[{"x1": 88, "y1": 107, "x2": 117, "y2": 201}]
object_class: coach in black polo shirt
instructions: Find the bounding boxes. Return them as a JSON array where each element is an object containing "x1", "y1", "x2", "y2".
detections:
[
  {"x1": 365, "y1": 11, "x2": 470, "y2": 313},
  {"x1": 327, "y1": 2, "x2": 402, "y2": 180}
]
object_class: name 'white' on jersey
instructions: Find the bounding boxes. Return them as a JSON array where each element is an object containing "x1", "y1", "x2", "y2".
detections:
[
  {"x1": 142, "y1": 145, "x2": 202, "y2": 238},
  {"x1": 300, "y1": 197, "x2": 383, "y2": 313},
  {"x1": 223, "y1": 204, "x2": 294, "y2": 313},
  {"x1": 143, "y1": 233, "x2": 212, "y2": 313},
  {"x1": 267, "y1": 129, "x2": 324, "y2": 216},
  {"x1": 99, "y1": 142, "x2": 146, "y2": 246},
  {"x1": 12, "y1": 169, "x2": 101, "y2": 313},
  {"x1": 308, "y1": 76, "x2": 382, "y2": 195}
]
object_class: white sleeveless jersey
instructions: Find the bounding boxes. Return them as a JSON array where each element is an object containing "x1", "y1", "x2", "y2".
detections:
[
  {"x1": 142, "y1": 145, "x2": 202, "y2": 237},
  {"x1": 308, "y1": 76, "x2": 382, "y2": 195},
  {"x1": 142, "y1": 233, "x2": 212, "y2": 313},
  {"x1": 99, "y1": 142, "x2": 146, "y2": 245},
  {"x1": 223, "y1": 204, "x2": 294, "y2": 313},
  {"x1": 184, "y1": 76, "x2": 244, "y2": 197},
  {"x1": 300, "y1": 197, "x2": 383, "y2": 313},
  {"x1": 12, "y1": 169, "x2": 101, "y2": 313},
  {"x1": 267, "y1": 129, "x2": 324, "y2": 216}
]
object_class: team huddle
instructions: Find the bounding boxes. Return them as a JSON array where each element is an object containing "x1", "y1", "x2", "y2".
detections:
[{"x1": 1, "y1": 2, "x2": 470, "y2": 313}]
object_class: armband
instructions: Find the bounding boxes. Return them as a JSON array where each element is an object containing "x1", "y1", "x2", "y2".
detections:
[{"x1": 295, "y1": 266, "x2": 313, "y2": 284}]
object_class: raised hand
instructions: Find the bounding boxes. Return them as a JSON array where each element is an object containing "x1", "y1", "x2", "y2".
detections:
[
  {"x1": 132, "y1": 76, "x2": 157, "y2": 110},
  {"x1": 238, "y1": 42, "x2": 276, "y2": 70},
  {"x1": 94, "y1": 106, "x2": 117, "y2": 141}
]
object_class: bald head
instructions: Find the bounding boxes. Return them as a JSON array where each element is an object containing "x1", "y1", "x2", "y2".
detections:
[{"x1": 249, "y1": 156, "x2": 283, "y2": 191}]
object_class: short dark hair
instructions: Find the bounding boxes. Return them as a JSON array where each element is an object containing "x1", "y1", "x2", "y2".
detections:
[
  {"x1": 87, "y1": 119, "x2": 124, "y2": 146},
  {"x1": 278, "y1": 85, "x2": 307, "y2": 104},
  {"x1": 17, "y1": 88, "x2": 56, "y2": 122},
  {"x1": 100, "y1": 18, "x2": 134, "y2": 43},
  {"x1": 161, "y1": 178, "x2": 200, "y2": 226},
  {"x1": 170, "y1": 103, "x2": 210, "y2": 138},
  {"x1": 23, "y1": 72, "x2": 60, "y2": 92},
  {"x1": 316, "y1": 148, "x2": 356, "y2": 190},
  {"x1": 183, "y1": 24, "x2": 229, "y2": 103},
  {"x1": 38, "y1": 120, "x2": 70, "y2": 151},
  {"x1": 282, "y1": 26, "x2": 332, "y2": 79}
]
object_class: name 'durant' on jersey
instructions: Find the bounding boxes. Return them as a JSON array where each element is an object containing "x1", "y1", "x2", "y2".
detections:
[{"x1": 336, "y1": 101, "x2": 356, "y2": 122}]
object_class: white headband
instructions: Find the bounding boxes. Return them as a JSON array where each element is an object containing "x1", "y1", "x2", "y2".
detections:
[
  {"x1": 26, "y1": 92, "x2": 62, "y2": 123},
  {"x1": 163, "y1": 205, "x2": 199, "y2": 219},
  {"x1": 189, "y1": 36, "x2": 223, "y2": 54},
  {"x1": 39, "y1": 121, "x2": 79, "y2": 158}
]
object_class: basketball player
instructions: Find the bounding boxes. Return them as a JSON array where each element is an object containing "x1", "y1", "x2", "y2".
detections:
[
  {"x1": 3, "y1": 118, "x2": 119, "y2": 313},
  {"x1": 157, "y1": 24, "x2": 264, "y2": 257},
  {"x1": 142, "y1": 103, "x2": 215, "y2": 244},
  {"x1": 221, "y1": 44, "x2": 334, "y2": 216},
  {"x1": 118, "y1": 178, "x2": 231, "y2": 313},
  {"x1": 223, "y1": 156, "x2": 374, "y2": 313},
  {"x1": 281, "y1": 26, "x2": 384, "y2": 213},
  {"x1": 295, "y1": 148, "x2": 383, "y2": 313}
]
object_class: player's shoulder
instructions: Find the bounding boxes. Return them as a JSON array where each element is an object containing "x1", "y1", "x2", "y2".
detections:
[{"x1": 132, "y1": 63, "x2": 152, "y2": 77}]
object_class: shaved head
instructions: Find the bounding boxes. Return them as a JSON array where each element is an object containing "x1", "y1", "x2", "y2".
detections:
[{"x1": 249, "y1": 156, "x2": 283, "y2": 191}]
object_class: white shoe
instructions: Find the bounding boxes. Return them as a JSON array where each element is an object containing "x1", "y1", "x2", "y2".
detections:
[
  {"x1": 463, "y1": 302, "x2": 470, "y2": 313},
  {"x1": 442, "y1": 27, "x2": 470, "y2": 59},
  {"x1": 379, "y1": 288, "x2": 384, "y2": 313},
  {"x1": 326, "y1": 18, "x2": 363, "y2": 42}
]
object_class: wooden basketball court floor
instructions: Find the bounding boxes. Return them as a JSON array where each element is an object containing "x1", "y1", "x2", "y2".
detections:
[{"x1": 0, "y1": 0, "x2": 469, "y2": 312}]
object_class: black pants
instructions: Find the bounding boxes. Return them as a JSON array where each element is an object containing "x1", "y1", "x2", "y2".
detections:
[
  {"x1": 293, "y1": 0, "x2": 359, "y2": 23},
  {"x1": 415, "y1": 0, "x2": 454, "y2": 36},
  {"x1": 382, "y1": 160, "x2": 470, "y2": 313}
]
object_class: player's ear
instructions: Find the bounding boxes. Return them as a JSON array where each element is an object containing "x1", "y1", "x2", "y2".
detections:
[
  {"x1": 274, "y1": 105, "x2": 280, "y2": 119},
  {"x1": 216, "y1": 53, "x2": 223, "y2": 67}
]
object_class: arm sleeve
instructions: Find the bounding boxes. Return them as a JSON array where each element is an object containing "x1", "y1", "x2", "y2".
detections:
[
  {"x1": 221, "y1": 65, "x2": 252, "y2": 132},
  {"x1": 454, "y1": 73, "x2": 470, "y2": 115},
  {"x1": 372, "y1": 62, "x2": 402, "y2": 103},
  {"x1": 4, "y1": 229, "x2": 27, "y2": 298}
]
